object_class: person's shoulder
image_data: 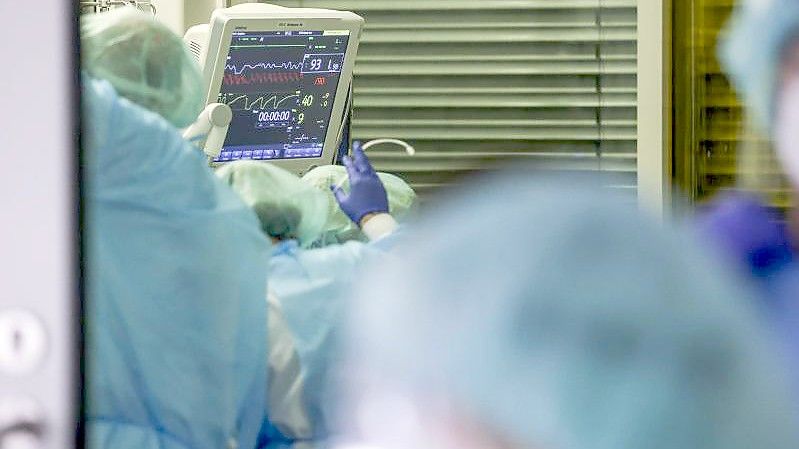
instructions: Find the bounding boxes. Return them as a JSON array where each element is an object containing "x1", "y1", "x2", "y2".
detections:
[
  {"x1": 82, "y1": 75, "x2": 117, "y2": 153},
  {"x1": 82, "y1": 74, "x2": 229, "y2": 210},
  {"x1": 82, "y1": 74, "x2": 116, "y2": 100},
  {"x1": 81, "y1": 75, "x2": 124, "y2": 128},
  {"x1": 82, "y1": 73, "x2": 176, "y2": 135},
  {"x1": 83, "y1": 73, "x2": 197, "y2": 171}
]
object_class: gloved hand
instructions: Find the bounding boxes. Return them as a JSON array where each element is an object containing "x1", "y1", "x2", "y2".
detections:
[
  {"x1": 331, "y1": 141, "x2": 389, "y2": 226},
  {"x1": 695, "y1": 194, "x2": 794, "y2": 277}
]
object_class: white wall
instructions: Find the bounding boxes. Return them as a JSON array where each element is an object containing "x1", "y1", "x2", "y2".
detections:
[
  {"x1": 637, "y1": 0, "x2": 672, "y2": 220},
  {"x1": 153, "y1": 0, "x2": 224, "y2": 35}
]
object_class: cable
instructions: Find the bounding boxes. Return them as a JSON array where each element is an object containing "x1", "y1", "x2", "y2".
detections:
[
  {"x1": 333, "y1": 139, "x2": 416, "y2": 189},
  {"x1": 362, "y1": 139, "x2": 416, "y2": 156}
]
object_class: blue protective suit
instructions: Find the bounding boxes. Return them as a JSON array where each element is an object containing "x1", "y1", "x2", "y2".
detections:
[
  {"x1": 697, "y1": 194, "x2": 799, "y2": 395},
  {"x1": 259, "y1": 239, "x2": 383, "y2": 448},
  {"x1": 83, "y1": 76, "x2": 270, "y2": 449}
]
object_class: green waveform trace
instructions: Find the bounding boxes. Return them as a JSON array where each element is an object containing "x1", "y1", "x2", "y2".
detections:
[{"x1": 222, "y1": 93, "x2": 300, "y2": 111}]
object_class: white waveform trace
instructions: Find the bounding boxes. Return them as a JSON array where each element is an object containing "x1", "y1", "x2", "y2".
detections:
[
  {"x1": 222, "y1": 93, "x2": 300, "y2": 111},
  {"x1": 226, "y1": 61, "x2": 303, "y2": 75}
]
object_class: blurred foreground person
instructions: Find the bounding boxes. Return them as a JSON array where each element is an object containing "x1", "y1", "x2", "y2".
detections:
[
  {"x1": 217, "y1": 151, "x2": 396, "y2": 448},
  {"x1": 339, "y1": 175, "x2": 799, "y2": 449},
  {"x1": 82, "y1": 8, "x2": 269, "y2": 449},
  {"x1": 699, "y1": 0, "x2": 799, "y2": 381}
]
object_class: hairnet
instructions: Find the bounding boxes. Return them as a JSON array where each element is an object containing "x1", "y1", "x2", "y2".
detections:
[
  {"x1": 217, "y1": 161, "x2": 328, "y2": 246},
  {"x1": 81, "y1": 7, "x2": 203, "y2": 128},
  {"x1": 302, "y1": 165, "x2": 417, "y2": 244},
  {"x1": 719, "y1": 0, "x2": 799, "y2": 131},
  {"x1": 344, "y1": 173, "x2": 799, "y2": 449}
]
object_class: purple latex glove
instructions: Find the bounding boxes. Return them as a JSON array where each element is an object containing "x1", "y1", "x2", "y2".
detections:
[
  {"x1": 695, "y1": 194, "x2": 793, "y2": 276},
  {"x1": 331, "y1": 141, "x2": 389, "y2": 226}
]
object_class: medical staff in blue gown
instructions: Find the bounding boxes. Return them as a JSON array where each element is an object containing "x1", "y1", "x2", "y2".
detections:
[
  {"x1": 216, "y1": 150, "x2": 400, "y2": 448},
  {"x1": 338, "y1": 174, "x2": 799, "y2": 449},
  {"x1": 82, "y1": 9, "x2": 269, "y2": 449},
  {"x1": 697, "y1": 0, "x2": 799, "y2": 390}
]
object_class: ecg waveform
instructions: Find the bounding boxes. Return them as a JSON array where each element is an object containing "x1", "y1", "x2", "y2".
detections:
[
  {"x1": 221, "y1": 92, "x2": 300, "y2": 111},
  {"x1": 223, "y1": 72, "x2": 303, "y2": 86},
  {"x1": 226, "y1": 61, "x2": 303, "y2": 75}
]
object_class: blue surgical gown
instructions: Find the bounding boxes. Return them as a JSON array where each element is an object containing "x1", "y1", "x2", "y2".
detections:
[
  {"x1": 83, "y1": 76, "x2": 270, "y2": 449},
  {"x1": 697, "y1": 194, "x2": 799, "y2": 395},
  {"x1": 259, "y1": 239, "x2": 383, "y2": 448}
]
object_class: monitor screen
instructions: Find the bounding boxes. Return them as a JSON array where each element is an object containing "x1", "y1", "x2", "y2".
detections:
[{"x1": 214, "y1": 30, "x2": 350, "y2": 163}]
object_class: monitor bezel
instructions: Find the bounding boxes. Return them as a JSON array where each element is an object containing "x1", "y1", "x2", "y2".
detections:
[{"x1": 203, "y1": 12, "x2": 363, "y2": 176}]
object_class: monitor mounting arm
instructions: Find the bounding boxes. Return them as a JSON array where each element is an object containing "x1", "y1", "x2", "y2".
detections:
[{"x1": 183, "y1": 103, "x2": 233, "y2": 161}]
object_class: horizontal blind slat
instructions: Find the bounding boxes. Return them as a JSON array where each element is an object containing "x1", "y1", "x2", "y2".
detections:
[{"x1": 269, "y1": 0, "x2": 638, "y2": 194}]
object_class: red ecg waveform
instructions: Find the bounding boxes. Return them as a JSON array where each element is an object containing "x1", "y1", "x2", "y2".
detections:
[{"x1": 223, "y1": 72, "x2": 303, "y2": 86}]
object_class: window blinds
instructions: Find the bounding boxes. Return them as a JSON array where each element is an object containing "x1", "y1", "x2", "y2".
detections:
[{"x1": 272, "y1": 0, "x2": 638, "y2": 197}]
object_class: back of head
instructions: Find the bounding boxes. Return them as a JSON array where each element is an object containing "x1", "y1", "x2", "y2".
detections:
[
  {"x1": 217, "y1": 161, "x2": 327, "y2": 246},
  {"x1": 302, "y1": 165, "x2": 418, "y2": 244},
  {"x1": 343, "y1": 173, "x2": 799, "y2": 449},
  {"x1": 81, "y1": 7, "x2": 203, "y2": 128}
]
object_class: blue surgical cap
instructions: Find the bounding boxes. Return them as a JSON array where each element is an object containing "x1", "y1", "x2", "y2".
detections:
[
  {"x1": 720, "y1": 0, "x2": 799, "y2": 131},
  {"x1": 345, "y1": 174, "x2": 799, "y2": 449},
  {"x1": 81, "y1": 7, "x2": 204, "y2": 128}
]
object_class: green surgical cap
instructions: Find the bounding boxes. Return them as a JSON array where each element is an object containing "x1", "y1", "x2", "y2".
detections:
[
  {"x1": 302, "y1": 165, "x2": 418, "y2": 245},
  {"x1": 216, "y1": 161, "x2": 328, "y2": 246},
  {"x1": 81, "y1": 7, "x2": 203, "y2": 128}
]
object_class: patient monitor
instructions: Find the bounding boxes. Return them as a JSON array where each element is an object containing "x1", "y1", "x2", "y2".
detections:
[{"x1": 185, "y1": 3, "x2": 364, "y2": 175}]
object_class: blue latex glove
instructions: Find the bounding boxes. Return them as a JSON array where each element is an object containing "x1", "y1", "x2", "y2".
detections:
[
  {"x1": 331, "y1": 141, "x2": 389, "y2": 225},
  {"x1": 695, "y1": 194, "x2": 794, "y2": 277}
]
